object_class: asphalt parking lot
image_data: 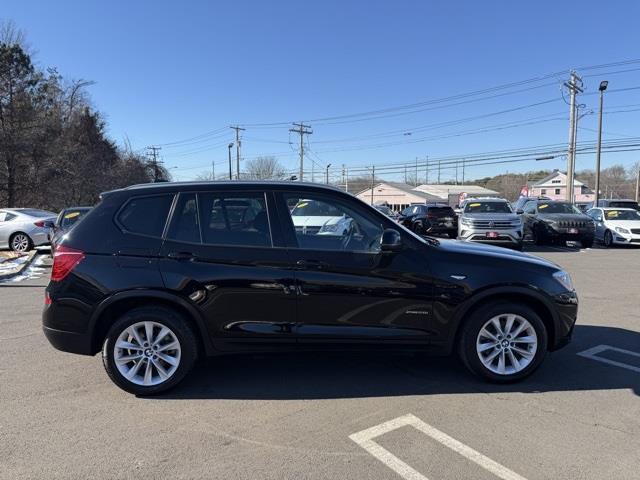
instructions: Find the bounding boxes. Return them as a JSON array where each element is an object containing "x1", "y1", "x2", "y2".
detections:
[{"x1": 1, "y1": 244, "x2": 639, "y2": 480}]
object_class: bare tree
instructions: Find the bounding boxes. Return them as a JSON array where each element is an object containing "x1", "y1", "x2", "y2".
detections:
[{"x1": 243, "y1": 156, "x2": 288, "y2": 180}]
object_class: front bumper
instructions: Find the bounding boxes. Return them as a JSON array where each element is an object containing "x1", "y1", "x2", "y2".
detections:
[
  {"x1": 612, "y1": 232, "x2": 640, "y2": 245},
  {"x1": 458, "y1": 226, "x2": 523, "y2": 246},
  {"x1": 550, "y1": 290, "x2": 578, "y2": 351}
]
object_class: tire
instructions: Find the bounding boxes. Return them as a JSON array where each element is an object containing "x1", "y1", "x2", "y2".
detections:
[
  {"x1": 447, "y1": 232, "x2": 457, "y2": 239},
  {"x1": 581, "y1": 237, "x2": 594, "y2": 249},
  {"x1": 458, "y1": 301, "x2": 548, "y2": 383},
  {"x1": 10, "y1": 232, "x2": 32, "y2": 253},
  {"x1": 102, "y1": 307, "x2": 198, "y2": 395},
  {"x1": 532, "y1": 225, "x2": 545, "y2": 246},
  {"x1": 603, "y1": 230, "x2": 613, "y2": 248}
]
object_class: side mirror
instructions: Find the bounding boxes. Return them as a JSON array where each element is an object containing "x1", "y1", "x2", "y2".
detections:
[
  {"x1": 516, "y1": 209, "x2": 524, "y2": 215},
  {"x1": 381, "y1": 228, "x2": 403, "y2": 252}
]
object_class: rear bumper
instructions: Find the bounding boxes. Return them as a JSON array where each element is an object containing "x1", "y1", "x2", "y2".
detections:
[{"x1": 42, "y1": 325, "x2": 94, "y2": 355}]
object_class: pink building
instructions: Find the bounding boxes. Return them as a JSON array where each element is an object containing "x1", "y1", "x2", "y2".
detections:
[{"x1": 529, "y1": 170, "x2": 594, "y2": 202}]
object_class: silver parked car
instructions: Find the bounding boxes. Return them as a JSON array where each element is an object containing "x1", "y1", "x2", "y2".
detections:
[
  {"x1": 0, "y1": 208, "x2": 57, "y2": 252},
  {"x1": 587, "y1": 207, "x2": 640, "y2": 247},
  {"x1": 458, "y1": 198, "x2": 524, "y2": 250}
]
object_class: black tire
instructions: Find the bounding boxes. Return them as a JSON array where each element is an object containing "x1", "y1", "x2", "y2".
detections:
[
  {"x1": 581, "y1": 237, "x2": 594, "y2": 249},
  {"x1": 102, "y1": 307, "x2": 198, "y2": 395},
  {"x1": 9, "y1": 232, "x2": 33, "y2": 252},
  {"x1": 532, "y1": 225, "x2": 545, "y2": 246},
  {"x1": 458, "y1": 301, "x2": 548, "y2": 383},
  {"x1": 603, "y1": 230, "x2": 613, "y2": 248}
]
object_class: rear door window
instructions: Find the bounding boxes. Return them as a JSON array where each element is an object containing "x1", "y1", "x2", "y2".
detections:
[
  {"x1": 117, "y1": 194, "x2": 174, "y2": 237},
  {"x1": 427, "y1": 206, "x2": 455, "y2": 217}
]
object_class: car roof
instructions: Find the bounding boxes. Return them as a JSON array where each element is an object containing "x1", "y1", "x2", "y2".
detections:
[
  {"x1": 102, "y1": 181, "x2": 347, "y2": 197},
  {"x1": 464, "y1": 197, "x2": 508, "y2": 203},
  {"x1": 599, "y1": 207, "x2": 636, "y2": 211}
]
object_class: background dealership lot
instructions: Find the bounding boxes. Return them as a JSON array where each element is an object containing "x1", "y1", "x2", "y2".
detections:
[{"x1": 1, "y1": 245, "x2": 638, "y2": 480}]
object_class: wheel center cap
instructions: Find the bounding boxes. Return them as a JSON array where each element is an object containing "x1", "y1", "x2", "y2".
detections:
[
  {"x1": 144, "y1": 348, "x2": 153, "y2": 357},
  {"x1": 501, "y1": 340, "x2": 509, "y2": 348}
]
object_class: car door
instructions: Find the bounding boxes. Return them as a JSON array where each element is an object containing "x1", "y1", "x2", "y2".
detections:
[
  {"x1": 159, "y1": 190, "x2": 297, "y2": 350},
  {"x1": 587, "y1": 208, "x2": 605, "y2": 241},
  {"x1": 275, "y1": 190, "x2": 436, "y2": 345}
]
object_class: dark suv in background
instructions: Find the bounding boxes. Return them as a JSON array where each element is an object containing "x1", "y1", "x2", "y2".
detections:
[
  {"x1": 520, "y1": 199, "x2": 595, "y2": 247},
  {"x1": 398, "y1": 203, "x2": 458, "y2": 238},
  {"x1": 43, "y1": 182, "x2": 578, "y2": 395}
]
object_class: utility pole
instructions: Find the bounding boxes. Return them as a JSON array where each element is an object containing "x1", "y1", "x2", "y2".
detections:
[
  {"x1": 455, "y1": 160, "x2": 459, "y2": 185},
  {"x1": 635, "y1": 165, "x2": 640, "y2": 203},
  {"x1": 461, "y1": 159, "x2": 466, "y2": 185},
  {"x1": 415, "y1": 157, "x2": 418, "y2": 187},
  {"x1": 230, "y1": 126, "x2": 245, "y2": 180},
  {"x1": 289, "y1": 122, "x2": 312, "y2": 181},
  {"x1": 564, "y1": 71, "x2": 583, "y2": 202},
  {"x1": 404, "y1": 165, "x2": 407, "y2": 183},
  {"x1": 147, "y1": 146, "x2": 162, "y2": 182},
  {"x1": 425, "y1": 156, "x2": 429, "y2": 184},
  {"x1": 370, "y1": 166, "x2": 375, "y2": 205},
  {"x1": 211, "y1": 160, "x2": 215, "y2": 181},
  {"x1": 438, "y1": 160, "x2": 441, "y2": 184},
  {"x1": 325, "y1": 163, "x2": 332, "y2": 184},
  {"x1": 227, "y1": 143, "x2": 234, "y2": 180},
  {"x1": 345, "y1": 166, "x2": 349, "y2": 192},
  {"x1": 594, "y1": 81, "x2": 608, "y2": 206}
]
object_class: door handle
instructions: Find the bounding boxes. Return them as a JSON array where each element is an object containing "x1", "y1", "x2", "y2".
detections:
[
  {"x1": 167, "y1": 251, "x2": 196, "y2": 261},
  {"x1": 296, "y1": 259, "x2": 326, "y2": 270}
]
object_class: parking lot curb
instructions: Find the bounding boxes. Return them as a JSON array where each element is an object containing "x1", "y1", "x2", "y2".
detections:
[{"x1": 0, "y1": 251, "x2": 38, "y2": 282}]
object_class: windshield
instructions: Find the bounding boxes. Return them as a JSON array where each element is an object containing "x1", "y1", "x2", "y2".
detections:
[
  {"x1": 538, "y1": 202, "x2": 581, "y2": 214},
  {"x1": 608, "y1": 201, "x2": 638, "y2": 209},
  {"x1": 464, "y1": 201, "x2": 512, "y2": 213},
  {"x1": 605, "y1": 209, "x2": 640, "y2": 221}
]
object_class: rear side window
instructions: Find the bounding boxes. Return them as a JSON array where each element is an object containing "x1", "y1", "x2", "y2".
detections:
[
  {"x1": 117, "y1": 194, "x2": 174, "y2": 237},
  {"x1": 167, "y1": 191, "x2": 271, "y2": 247}
]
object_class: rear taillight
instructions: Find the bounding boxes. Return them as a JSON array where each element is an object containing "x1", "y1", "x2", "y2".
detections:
[
  {"x1": 34, "y1": 220, "x2": 46, "y2": 227},
  {"x1": 51, "y1": 246, "x2": 85, "y2": 282}
]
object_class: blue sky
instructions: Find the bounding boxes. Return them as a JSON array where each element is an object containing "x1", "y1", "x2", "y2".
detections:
[{"x1": 3, "y1": 0, "x2": 640, "y2": 182}]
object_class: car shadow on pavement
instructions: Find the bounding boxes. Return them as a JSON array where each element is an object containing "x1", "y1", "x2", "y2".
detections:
[{"x1": 151, "y1": 325, "x2": 640, "y2": 400}]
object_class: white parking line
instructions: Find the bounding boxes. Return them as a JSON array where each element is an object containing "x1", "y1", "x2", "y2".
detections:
[
  {"x1": 577, "y1": 344, "x2": 640, "y2": 373},
  {"x1": 350, "y1": 414, "x2": 528, "y2": 480}
]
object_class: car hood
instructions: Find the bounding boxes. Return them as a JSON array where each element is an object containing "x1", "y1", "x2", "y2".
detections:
[
  {"x1": 537, "y1": 213, "x2": 591, "y2": 222},
  {"x1": 292, "y1": 216, "x2": 342, "y2": 227},
  {"x1": 462, "y1": 213, "x2": 520, "y2": 221},
  {"x1": 605, "y1": 219, "x2": 640, "y2": 229},
  {"x1": 435, "y1": 238, "x2": 560, "y2": 269}
]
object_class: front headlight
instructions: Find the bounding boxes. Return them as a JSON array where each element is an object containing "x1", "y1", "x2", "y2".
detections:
[
  {"x1": 553, "y1": 270, "x2": 574, "y2": 291},
  {"x1": 460, "y1": 217, "x2": 472, "y2": 226},
  {"x1": 320, "y1": 223, "x2": 340, "y2": 232},
  {"x1": 615, "y1": 227, "x2": 630, "y2": 235}
]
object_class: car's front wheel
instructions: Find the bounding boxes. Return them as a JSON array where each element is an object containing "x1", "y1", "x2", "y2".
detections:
[
  {"x1": 459, "y1": 302, "x2": 547, "y2": 382},
  {"x1": 603, "y1": 230, "x2": 613, "y2": 248},
  {"x1": 102, "y1": 307, "x2": 198, "y2": 395}
]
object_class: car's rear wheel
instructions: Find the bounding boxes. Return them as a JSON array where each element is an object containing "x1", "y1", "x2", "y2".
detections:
[
  {"x1": 459, "y1": 302, "x2": 547, "y2": 382},
  {"x1": 10, "y1": 232, "x2": 32, "y2": 252},
  {"x1": 102, "y1": 307, "x2": 198, "y2": 395},
  {"x1": 603, "y1": 230, "x2": 613, "y2": 248}
]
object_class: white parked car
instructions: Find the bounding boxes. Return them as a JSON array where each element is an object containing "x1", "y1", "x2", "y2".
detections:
[
  {"x1": 290, "y1": 199, "x2": 348, "y2": 236},
  {"x1": 587, "y1": 207, "x2": 640, "y2": 247},
  {"x1": 0, "y1": 208, "x2": 57, "y2": 252}
]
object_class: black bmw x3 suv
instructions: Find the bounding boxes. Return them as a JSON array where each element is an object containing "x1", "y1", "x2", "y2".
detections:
[{"x1": 43, "y1": 181, "x2": 578, "y2": 395}]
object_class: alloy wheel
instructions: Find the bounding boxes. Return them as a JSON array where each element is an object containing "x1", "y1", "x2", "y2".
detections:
[
  {"x1": 476, "y1": 313, "x2": 538, "y2": 375},
  {"x1": 11, "y1": 234, "x2": 30, "y2": 252},
  {"x1": 114, "y1": 321, "x2": 182, "y2": 386},
  {"x1": 604, "y1": 230, "x2": 613, "y2": 247}
]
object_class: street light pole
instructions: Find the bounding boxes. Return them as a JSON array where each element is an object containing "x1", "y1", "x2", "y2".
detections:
[
  {"x1": 594, "y1": 81, "x2": 608, "y2": 207},
  {"x1": 325, "y1": 163, "x2": 332, "y2": 184},
  {"x1": 227, "y1": 143, "x2": 234, "y2": 180}
]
